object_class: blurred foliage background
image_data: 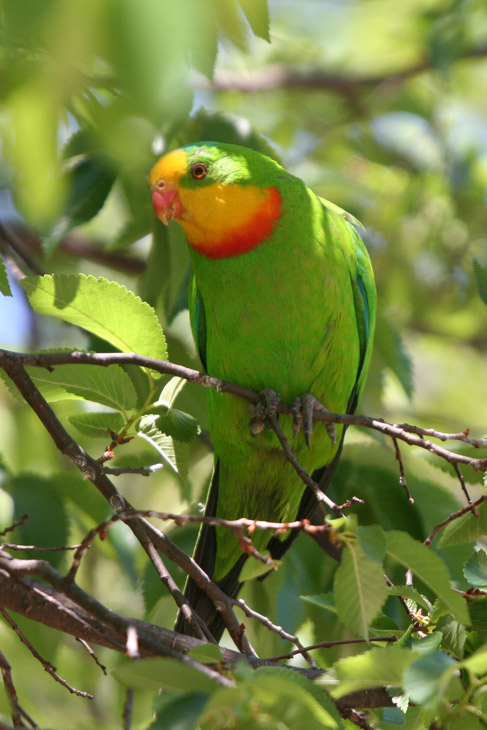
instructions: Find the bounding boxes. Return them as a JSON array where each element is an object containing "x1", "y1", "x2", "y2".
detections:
[{"x1": 1, "y1": 0, "x2": 487, "y2": 727}]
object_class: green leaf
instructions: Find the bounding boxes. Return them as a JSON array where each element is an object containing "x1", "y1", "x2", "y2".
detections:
[
  {"x1": 187, "y1": 644, "x2": 223, "y2": 664},
  {"x1": 333, "y1": 541, "x2": 388, "y2": 639},
  {"x1": 301, "y1": 593, "x2": 337, "y2": 613},
  {"x1": 151, "y1": 378, "x2": 201, "y2": 441},
  {"x1": 21, "y1": 274, "x2": 167, "y2": 360},
  {"x1": 150, "y1": 692, "x2": 208, "y2": 730},
  {"x1": 357, "y1": 524, "x2": 387, "y2": 563},
  {"x1": 112, "y1": 657, "x2": 218, "y2": 694},
  {"x1": 374, "y1": 312, "x2": 413, "y2": 398},
  {"x1": 469, "y1": 599, "x2": 487, "y2": 632},
  {"x1": 237, "y1": 0, "x2": 270, "y2": 41},
  {"x1": 438, "y1": 503, "x2": 487, "y2": 548},
  {"x1": 254, "y1": 667, "x2": 344, "y2": 729},
  {"x1": 462, "y1": 645, "x2": 487, "y2": 675},
  {"x1": 385, "y1": 531, "x2": 470, "y2": 625},
  {"x1": 437, "y1": 616, "x2": 467, "y2": 659},
  {"x1": 156, "y1": 408, "x2": 201, "y2": 443},
  {"x1": 463, "y1": 549, "x2": 487, "y2": 588},
  {"x1": 387, "y1": 585, "x2": 433, "y2": 613},
  {"x1": 44, "y1": 155, "x2": 115, "y2": 252},
  {"x1": 26, "y1": 363, "x2": 137, "y2": 409},
  {"x1": 403, "y1": 651, "x2": 456, "y2": 709},
  {"x1": 0, "y1": 257, "x2": 12, "y2": 296},
  {"x1": 138, "y1": 415, "x2": 189, "y2": 484},
  {"x1": 473, "y1": 259, "x2": 487, "y2": 305},
  {"x1": 330, "y1": 645, "x2": 414, "y2": 699},
  {"x1": 9, "y1": 473, "x2": 70, "y2": 569},
  {"x1": 413, "y1": 632, "x2": 443, "y2": 654},
  {"x1": 68, "y1": 411, "x2": 125, "y2": 438}
]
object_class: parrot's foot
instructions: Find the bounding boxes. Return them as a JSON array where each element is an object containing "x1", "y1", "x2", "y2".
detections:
[
  {"x1": 292, "y1": 393, "x2": 336, "y2": 448},
  {"x1": 249, "y1": 387, "x2": 281, "y2": 436}
]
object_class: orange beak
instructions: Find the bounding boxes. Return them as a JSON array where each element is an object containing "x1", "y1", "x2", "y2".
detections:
[{"x1": 151, "y1": 182, "x2": 184, "y2": 226}]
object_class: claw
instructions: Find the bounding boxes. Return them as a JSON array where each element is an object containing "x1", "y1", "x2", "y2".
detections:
[
  {"x1": 249, "y1": 387, "x2": 281, "y2": 436},
  {"x1": 293, "y1": 393, "x2": 336, "y2": 448}
]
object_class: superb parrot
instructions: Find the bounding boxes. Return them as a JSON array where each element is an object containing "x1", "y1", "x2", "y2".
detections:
[{"x1": 149, "y1": 142, "x2": 376, "y2": 640}]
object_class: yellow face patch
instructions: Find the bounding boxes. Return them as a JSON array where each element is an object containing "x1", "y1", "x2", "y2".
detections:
[
  {"x1": 176, "y1": 182, "x2": 282, "y2": 259},
  {"x1": 148, "y1": 149, "x2": 187, "y2": 187},
  {"x1": 149, "y1": 148, "x2": 282, "y2": 258}
]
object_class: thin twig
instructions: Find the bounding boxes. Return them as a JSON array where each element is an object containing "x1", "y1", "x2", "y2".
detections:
[
  {"x1": 103, "y1": 464, "x2": 163, "y2": 476},
  {"x1": 268, "y1": 635, "x2": 397, "y2": 662},
  {"x1": 76, "y1": 638, "x2": 107, "y2": 675},
  {"x1": 123, "y1": 687, "x2": 135, "y2": 730},
  {"x1": 424, "y1": 495, "x2": 487, "y2": 546},
  {"x1": 233, "y1": 597, "x2": 317, "y2": 668},
  {"x1": 392, "y1": 436, "x2": 414, "y2": 503},
  {"x1": 2, "y1": 543, "x2": 82, "y2": 552},
  {"x1": 0, "y1": 608, "x2": 93, "y2": 698},
  {"x1": 0, "y1": 515, "x2": 29, "y2": 538},
  {"x1": 0, "y1": 649, "x2": 36, "y2": 729},
  {"x1": 452, "y1": 462, "x2": 475, "y2": 508}
]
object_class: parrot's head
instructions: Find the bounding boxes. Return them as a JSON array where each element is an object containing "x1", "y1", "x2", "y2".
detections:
[{"x1": 148, "y1": 142, "x2": 283, "y2": 259}]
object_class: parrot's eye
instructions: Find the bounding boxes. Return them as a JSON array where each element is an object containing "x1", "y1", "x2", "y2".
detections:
[{"x1": 191, "y1": 163, "x2": 208, "y2": 180}]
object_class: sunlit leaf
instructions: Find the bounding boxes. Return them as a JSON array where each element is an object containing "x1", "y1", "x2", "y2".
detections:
[
  {"x1": 138, "y1": 415, "x2": 190, "y2": 484},
  {"x1": 113, "y1": 656, "x2": 218, "y2": 693},
  {"x1": 26, "y1": 363, "x2": 137, "y2": 409},
  {"x1": 68, "y1": 411, "x2": 125, "y2": 438},
  {"x1": 386, "y1": 531, "x2": 469, "y2": 625},
  {"x1": 387, "y1": 585, "x2": 433, "y2": 613},
  {"x1": 403, "y1": 652, "x2": 456, "y2": 709},
  {"x1": 438, "y1": 503, "x2": 487, "y2": 548},
  {"x1": 330, "y1": 645, "x2": 414, "y2": 699},
  {"x1": 333, "y1": 541, "x2": 388, "y2": 639},
  {"x1": 238, "y1": 0, "x2": 270, "y2": 41},
  {"x1": 463, "y1": 549, "x2": 487, "y2": 588},
  {"x1": 21, "y1": 274, "x2": 167, "y2": 361},
  {"x1": 187, "y1": 644, "x2": 223, "y2": 664},
  {"x1": 0, "y1": 257, "x2": 12, "y2": 297}
]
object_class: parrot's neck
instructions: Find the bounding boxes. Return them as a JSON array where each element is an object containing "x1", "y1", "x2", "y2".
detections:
[{"x1": 177, "y1": 185, "x2": 282, "y2": 259}]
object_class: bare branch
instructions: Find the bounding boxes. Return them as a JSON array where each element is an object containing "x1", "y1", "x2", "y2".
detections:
[{"x1": 0, "y1": 566, "x2": 398, "y2": 711}]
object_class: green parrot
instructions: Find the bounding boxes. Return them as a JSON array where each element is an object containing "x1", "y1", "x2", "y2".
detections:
[{"x1": 149, "y1": 142, "x2": 376, "y2": 640}]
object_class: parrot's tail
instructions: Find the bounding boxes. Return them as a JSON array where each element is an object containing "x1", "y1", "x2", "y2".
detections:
[{"x1": 174, "y1": 440, "x2": 346, "y2": 642}]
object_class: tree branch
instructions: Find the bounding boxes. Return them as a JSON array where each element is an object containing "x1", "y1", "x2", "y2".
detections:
[
  {"x1": 2, "y1": 348, "x2": 485, "y2": 471},
  {"x1": 200, "y1": 45, "x2": 487, "y2": 95},
  {"x1": 0, "y1": 561, "x2": 395, "y2": 711}
]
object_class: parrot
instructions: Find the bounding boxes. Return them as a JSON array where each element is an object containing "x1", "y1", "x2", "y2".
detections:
[{"x1": 149, "y1": 141, "x2": 376, "y2": 641}]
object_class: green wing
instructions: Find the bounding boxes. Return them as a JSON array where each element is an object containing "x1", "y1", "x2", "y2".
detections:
[
  {"x1": 321, "y1": 198, "x2": 376, "y2": 411},
  {"x1": 189, "y1": 274, "x2": 207, "y2": 370}
]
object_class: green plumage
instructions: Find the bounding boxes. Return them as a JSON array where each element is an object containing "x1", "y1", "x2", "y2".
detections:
[{"x1": 172, "y1": 142, "x2": 376, "y2": 638}]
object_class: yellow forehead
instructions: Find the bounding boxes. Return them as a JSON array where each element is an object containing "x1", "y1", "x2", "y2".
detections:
[{"x1": 148, "y1": 149, "x2": 187, "y2": 185}]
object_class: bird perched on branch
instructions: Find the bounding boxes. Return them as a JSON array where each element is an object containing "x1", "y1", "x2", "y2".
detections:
[{"x1": 149, "y1": 141, "x2": 376, "y2": 640}]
